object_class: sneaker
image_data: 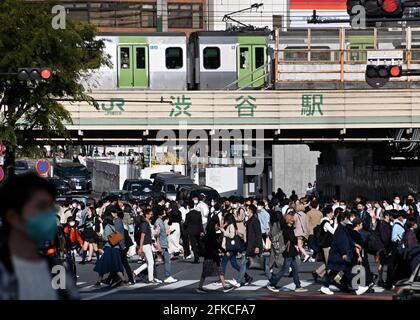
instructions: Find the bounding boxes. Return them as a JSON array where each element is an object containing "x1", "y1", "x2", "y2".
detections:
[
  {"x1": 110, "y1": 279, "x2": 122, "y2": 288},
  {"x1": 185, "y1": 254, "x2": 193, "y2": 260},
  {"x1": 228, "y1": 279, "x2": 239, "y2": 287},
  {"x1": 196, "y1": 288, "x2": 208, "y2": 294},
  {"x1": 266, "y1": 285, "x2": 279, "y2": 293},
  {"x1": 231, "y1": 281, "x2": 241, "y2": 288},
  {"x1": 355, "y1": 286, "x2": 369, "y2": 296},
  {"x1": 303, "y1": 255, "x2": 310, "y2": 263},
  {"x1": 223, "y1": 285, "x2": 235, "y2": 293},
  {"x1": 153, "y1": 278, "x2": 163, "y2": 284},
  {"x1": 244, "y1": 276, "x2": 253, "y2": 286},
  {"x1": 212, "y1": 281, "x2": 223, "y2": 287},
  {"x1": 295, "y1": 287, "x2": 308, "y2": 293},
  {"x1": 309, "y1": 258, "x2": 316, "y2": 263},
  {"x1": 320, "y1": 286, "x2": 334, "y2": 295},
  {"x1": 164, "y1": 276, "x2": 178, "y2": 284}
]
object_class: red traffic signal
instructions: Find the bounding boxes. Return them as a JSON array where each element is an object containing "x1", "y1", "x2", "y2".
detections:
[
  {"x1": 365, "y1": 64, "x2": 403, "y2": 88},
  {"x1": 382, "y1": 0, "x2": 401, "y2": 13},
  {"x1": 17, "y1": 68, "x2": 53, "y2": 81}
]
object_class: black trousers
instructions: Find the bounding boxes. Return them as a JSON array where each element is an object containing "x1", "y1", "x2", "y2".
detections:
[
  {"x1": 189, "y1": 234, "x2": 200, "y2": 262},
  {"x1": 181, "y1": 223, "x2": 191, "y2": 258}
]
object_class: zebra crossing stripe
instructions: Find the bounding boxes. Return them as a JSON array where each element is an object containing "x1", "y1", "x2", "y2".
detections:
[
  {"x1": 235, "y1": 280, "x2": 269, "y2": 291},
  {"x1": 281, "y1": 280, "x2": 312, "y2": 291},
  {"x1": 156, "y1": 280, "x2": 199, "y2": 290},
  {"x1": 373, "y1": 286, "x2": 385, "y2": 293},
  {"x1": 79, "y1": 285, "x2": 96, "y2": 292},
  {"x1": 83, "y1": 287, "x2": 122, "y2": 300},
  {"x1": 76, "y1": 282, "x2": 87, "y2": 286}
]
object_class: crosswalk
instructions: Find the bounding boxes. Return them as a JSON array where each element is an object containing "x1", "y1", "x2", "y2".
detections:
[{"x1": 77, "y1": 278, "x2": 389, "y2": 300}]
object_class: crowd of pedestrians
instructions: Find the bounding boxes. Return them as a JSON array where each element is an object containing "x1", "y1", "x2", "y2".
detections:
[
  {"x1": 54, "y1": 185, "x2": 420, "y2": 295},
  {"x1": 1, "y1": 172, "x2": 420, "y2": 299}
]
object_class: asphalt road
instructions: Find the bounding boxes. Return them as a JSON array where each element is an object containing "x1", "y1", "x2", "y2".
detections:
[{"x1": 74, "y1": 254, "x2": 393, "y2": 300}]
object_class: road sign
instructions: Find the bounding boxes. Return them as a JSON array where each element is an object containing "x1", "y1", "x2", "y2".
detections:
[
  {"x1": 35, "y1": 159, "x2": 50, "y2": 175},
  {"x1": 0, "y1": 167, "x2": 4, "y2": 182}
]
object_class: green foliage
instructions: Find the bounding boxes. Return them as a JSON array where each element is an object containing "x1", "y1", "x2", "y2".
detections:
[{"x1": 0, "y1": 0, "x2": 110, "y2": 157}]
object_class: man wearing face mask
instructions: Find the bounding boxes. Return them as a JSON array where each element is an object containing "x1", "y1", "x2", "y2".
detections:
[
  {"x1": 356, "y1": 202, "x2": 371, "y2": 232},
  {"x1": 193, "y1": 195, "x2": 209, "y2": 230},
  {"x1": 0, "y1": 173, "x2": 79, "y2": 300}
]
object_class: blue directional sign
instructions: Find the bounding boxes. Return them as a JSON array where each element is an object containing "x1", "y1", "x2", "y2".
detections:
[{"x1": 36, "y1": 159, "x2": 50, "y2": 175}]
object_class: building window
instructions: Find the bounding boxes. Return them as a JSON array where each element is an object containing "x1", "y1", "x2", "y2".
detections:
[
  {"x1": 168, "y1": 3, "x2": 203, "y2": 29},
  {"x1": 273, "y1": 15, "x2": 283, "y2": 29},
  {"x1": 166, "y1": 47, "x2": 183, "y2": 69},
  {"x1": 203, "y1": 47, "x2": 221, "y2": 69}
]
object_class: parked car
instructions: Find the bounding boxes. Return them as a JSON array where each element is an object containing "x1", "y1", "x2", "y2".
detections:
[
  {"x1": 15, "y1": 160, "x2": 31, "y2": 175},
  {"x1": 101, "y1": 190, "x2": 134, "y2": 203},
  {"x1": 393, "y1": 264, "x2": 420, "y2": 300},
  {"x1": 54, "y1": 162, "x2": 92, "y2": 194},
  {"x1": 122, "y1": 179, "x2": 153, "y2": 200},
  {"x1": 177, "y1": 185, "x2": 220, "y2": 202},
  {"x1": 151, "y1": 172, "x2": 195, "y2": 200},
  {"x1": 48, "y1": 177, "x2": 71, "y2": 196}
]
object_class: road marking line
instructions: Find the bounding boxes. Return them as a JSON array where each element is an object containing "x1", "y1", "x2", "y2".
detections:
[
  {"x1": 236, "y1": 280, "x2": 269, "y2": 291},
  {"x1": 156, "y1": 280, "x2": 198, "y2": 290},
  {"x1": 83, "y1": 287, "x2": 122, "y2": 300},
  {"x1": 126, "y1": 283, "x2": 154, "y2": 290},
  {"x1": 203, "y1": 283, "x2": 223, "y2": 291},
  {"x1": 79, "y1": 285, "x2": 96, "y2": 292},
  {"x1": 373, "y1": 286, "x2": 385, "y2": 293},
  {"x1": 281, "y1": 280, "x2": 312, "y2": 291},
  {"x1": 76, "y1": 282, "x2": 87, "y2": 286}
]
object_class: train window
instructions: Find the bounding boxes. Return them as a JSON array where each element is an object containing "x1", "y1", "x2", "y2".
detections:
[
  {"x1": 203, "y1": 47, "x2": 220, "y2": 69},
  {"x1": 166, "y1": 47, "x2": 183, "y2": 69},
  {"x1": 310, "y1": 46, "x2": 332, "y2": 61},
  {"x1": 255, "y1": 47, "x2": 265, "y2": 68},
  {"x1": 240, "y1": 47, "x2": 249, "y2": 69},
  {"x1": 136, "y1": 47, "x2": 146, "y2": 69},
  {"x1": 120, "y1": 48, "x2": 130, "y2": 69}
]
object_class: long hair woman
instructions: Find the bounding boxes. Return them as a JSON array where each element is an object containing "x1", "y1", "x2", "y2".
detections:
[{"x1": 80, "y1": 206, "x2": 101, "y2": 264}]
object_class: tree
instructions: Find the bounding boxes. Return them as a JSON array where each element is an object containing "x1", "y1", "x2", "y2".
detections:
[{"x1": 0, "y1": 0, "x2": 110, "y2": 176}]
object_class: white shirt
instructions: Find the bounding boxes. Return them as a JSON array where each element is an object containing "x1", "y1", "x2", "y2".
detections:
[
  {"x1": 195, "y1": 201, "x2": 209, "y2": 225},
  {"x1": 321, "y1": 217, "x2": 337, "y2": 234},
  {"x1": 179, "y1": 207, "x2": 189, "y2": 222},
  {"x1": 12, "y1": 255, "x2": 58, "y2": 300}
]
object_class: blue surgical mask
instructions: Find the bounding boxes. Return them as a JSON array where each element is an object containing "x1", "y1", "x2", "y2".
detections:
[{"x1": 26, "y1": 209, "x2": 57, "y2": 244}]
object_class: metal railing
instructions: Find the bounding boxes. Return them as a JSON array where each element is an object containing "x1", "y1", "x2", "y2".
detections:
[{"x1": 223, "y1": 61, "x2": 271, "y2": 90}]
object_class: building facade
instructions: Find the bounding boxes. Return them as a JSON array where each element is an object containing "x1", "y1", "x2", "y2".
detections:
[
  {"x1": 206, "y1": 0, "x2": 288, "y2": 31},
  {"x1": 31, "y1": 0, "x2": 206, "y2": 35}
]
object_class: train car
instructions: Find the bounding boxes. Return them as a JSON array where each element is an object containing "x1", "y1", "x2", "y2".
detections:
[
  {"x1": 82, "y1": 32, "x2": 188, "y2": 91},
  {"x1": 188, "y1": 31, "x2": 272, "y2": 90}
]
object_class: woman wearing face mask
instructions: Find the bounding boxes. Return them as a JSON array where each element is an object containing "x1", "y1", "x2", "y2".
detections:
[
  {"x1": 0, "y1": 173, "x2": 79, "y2": 300},
  {"x1": 392, "y1": 196, "x2": 402, "y2": 210},
  {"x1": 166, "y1": 201, "x2": 183, "y2": 258}
]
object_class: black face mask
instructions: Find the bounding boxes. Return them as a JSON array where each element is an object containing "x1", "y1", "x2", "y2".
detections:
[{"x1": 407, "y1": 199, "x2": 414, "y2": 204}]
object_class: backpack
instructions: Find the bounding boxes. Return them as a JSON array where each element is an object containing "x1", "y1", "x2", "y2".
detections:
[
  {"x1": 269, "y1": 221, "x2": 286, "y2": 254},
  {"x1": 314, "y1": 220, "x2": 331, "y2": 248}
]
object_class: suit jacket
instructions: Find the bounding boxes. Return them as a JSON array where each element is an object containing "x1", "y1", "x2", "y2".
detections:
[
  {"x1": 245, "y1": 215, "x2": 263, "y2": 257},
  {"x1": 184, "y1": 209, "x2": 204, "y2": 236}
]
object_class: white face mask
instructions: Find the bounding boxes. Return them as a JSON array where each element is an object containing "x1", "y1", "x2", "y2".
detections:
[
  {"x1": 165, "y1": 202, "x2": 170, "y2": 208},
  {"x1": 210, "y1": 207, "x2": 215, "y2": 213},
  {"x1": 340, "y1": 205, "x2": 346, "y2": 210},
  {"x1": 394, "y1": 199, "x2": 401, "y2": 205},
  {"x1": 69, "y1": 221, "x2": 75, "y2": 227},
  {"x1": 211, "y1": 201, "x2": 215, "y2": 206},
  {"x1": 257, "y1": 206, "x2": 263, "y2": 211},
  {"x1": 193, "y1": 199, "x2": 199, "y2": 204},
  {"x1": 77, "y1": 206, "x2": 82, "y2": 210},
  {"x1": 72, "y1": 203, "x2": 77, "y2": 208},
  {"x1": 232, "y1": 204, "x2": 237, "y2": 209}
]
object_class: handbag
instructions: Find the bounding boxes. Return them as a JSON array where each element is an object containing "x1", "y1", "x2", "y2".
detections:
[
  {"x1": 108, "y1": 226, "x2": 124, "y2": 247},
  {"x1": 248, "y1": 255, "x2": 265, "y2": 270},
  {"x1": 226, "y1": 235, "x2": 245, "y2": 252}
]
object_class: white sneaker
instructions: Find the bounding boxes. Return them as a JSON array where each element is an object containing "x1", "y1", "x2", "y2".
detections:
[
  {"x1": 227, "y1": 279, "x2": 239, "y2": 287},
  {"x1": 303, "y1": 255, "x2": 310, "y2": 263},
  {"x1": 232, "y1": 281, "x2": 241, "y2": 288},
  {"x1": 185, "y1": 254, "x2": 193, "y2": 260},
  {"x1": 320, "y1": 286, "x2": 334, "y2": 295},
  {"x1": 355, "y1": 286, "x2": 369, "y2": 296},
  {"x1": 212, "y1": 281, "x2": 223, "y2": 287},
  {"x1": 266, "y1": 285, "x2": 280, "y2": 293},
  {"x1": 153, "y1": 278, "x2": 163, "y2": 284},
  {"x1": 164, "y1": 276, "x2": 178, "y2": 284},
  {"x1": 309, "y1": 258, "x2": 316, "y2": 263}
]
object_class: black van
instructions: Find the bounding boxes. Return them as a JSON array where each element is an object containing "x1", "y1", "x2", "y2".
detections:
[
  {"x1": 151, "y1": 172, "x2": 195, "y2": 200},
  {"x1": 54, "y1": 162, "x2": 92, "y2": 194},
  {"x1": 177, "y1": 185, "x2": 220, "y2": 202}
]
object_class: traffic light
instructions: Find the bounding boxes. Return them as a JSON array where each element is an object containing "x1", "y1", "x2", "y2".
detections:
[
  {"x1": 17, "y1": 68, "x2": 53, "y2": 81},
  {"x1": 365, "y1": 64, "x2": 402, "y2": 87},
  {"x1": 347, "y1": 0, "x2": 403, "y2": 18}
]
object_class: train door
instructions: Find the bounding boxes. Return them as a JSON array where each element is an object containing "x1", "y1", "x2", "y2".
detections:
[
  {"x1": 347, "y1": 35, "x2": 374, "y2": 62},
  {"x1": 237, "y1": 45, "x2": 267, "y2": 88},
  {"x1": 118, "y1": 45, "x2": 149, "y2": 88}
]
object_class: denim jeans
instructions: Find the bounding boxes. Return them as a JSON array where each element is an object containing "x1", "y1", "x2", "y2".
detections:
[
  {"x1": 222, "y1": 253, "x2": 241, "y2": 275},
  {"x1": 269, "y1": 257, "x2": 301, "y2": 289},
  {"x1": 236, "y1": 254, "x2": 249, "y2": 285},
  {"x1": 162, "y1": 248, "x2": 171, "y2": 278}
]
